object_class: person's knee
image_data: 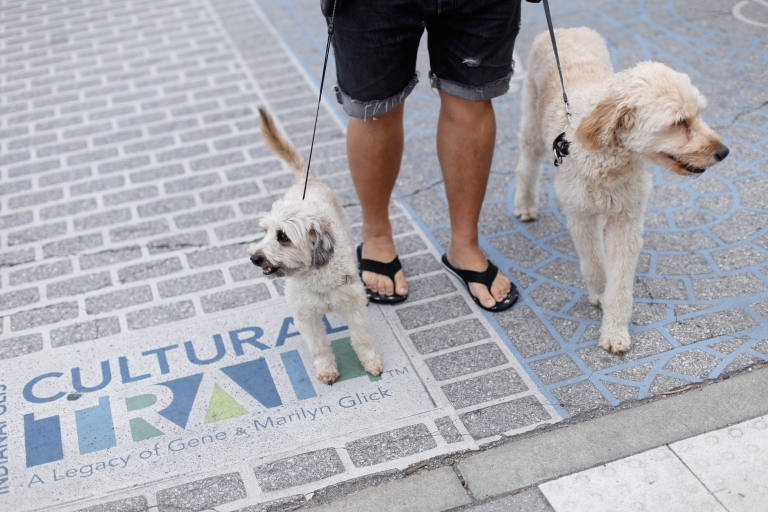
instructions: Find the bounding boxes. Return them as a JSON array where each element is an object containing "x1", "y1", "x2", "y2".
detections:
[
  {"x1": 348, "y1": 102, "x2": 405, "y2": 136},
  {"x1": 439, "y1": 91, "x2": 493, "y2": 121}
]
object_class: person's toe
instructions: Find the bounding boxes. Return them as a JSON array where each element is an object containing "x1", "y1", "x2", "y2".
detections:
[
  {"x1": 363, "y1": 270, "x2": 408, "y2": 298},
  {"x1": 380, "y1": 273, "x2": 395, "y2": 297},
  {"x1": 362, "y1": 271, "x2": 378, "y2": 295},
  {"x1": 394, "y1": 269, "x2": 408, "y2": 297},
  {"x1": 491, "y1": 272, "x2": 511, "y2": 302},
  {"x1": 469, "y1": 282, "x2": 497, "y2": 309}
]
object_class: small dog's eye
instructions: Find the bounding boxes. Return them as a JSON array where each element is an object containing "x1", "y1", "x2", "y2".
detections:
[
  {"x1": 675, "y1": 119, "x2": 688, "y2": 128},
  {"x1": 277, "y1": 230, "x2": 290, "y2": 243}
]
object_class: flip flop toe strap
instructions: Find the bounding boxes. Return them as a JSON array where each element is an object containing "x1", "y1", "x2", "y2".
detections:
[
  {"x1": 442, "y1": 254, "x2": 517, "y2": 312},
  {"x1": 449, "y1": 261, "x2": 499, "y2": 292},
  {"x1": 357, "y1": 244, "x2": 402, "y2": 280}
]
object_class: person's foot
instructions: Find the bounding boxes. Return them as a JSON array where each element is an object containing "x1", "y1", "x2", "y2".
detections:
[
  {"x1": 445, "y1": 245, "x2": 511, "y2": 309},
  {"x1": 360, "y1": 237, "x2": 408, "y2": 298}
]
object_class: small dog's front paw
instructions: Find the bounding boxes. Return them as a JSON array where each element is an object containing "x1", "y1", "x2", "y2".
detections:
[
  {"x1": 317, "y1": 370, "x2": 340, "y2": 385},
  {"x1": 363, "y1": 358, "x2": 383, "y2": 377},
  {"x1": 598, "y1": 331, "x2": 631, "y2": 354},
  {"x1": 356, "y1": 349, "x2": 383, "y2": 376},
  {"x1": 589, "y1": 294, "x2": 602, "y2": 308}
]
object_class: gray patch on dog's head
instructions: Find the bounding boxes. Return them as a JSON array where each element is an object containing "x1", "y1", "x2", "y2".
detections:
[{"x1": 310, "y1": 221, "x2": 335, "y2": 268}]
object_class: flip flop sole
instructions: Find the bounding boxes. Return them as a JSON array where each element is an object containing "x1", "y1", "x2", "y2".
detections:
[
  {"x1": 357, "y1": 243, "x2": 408, "y2": 305},
  {"x1": 442, "y1": 254, "x2": 518, "y2": 312}
]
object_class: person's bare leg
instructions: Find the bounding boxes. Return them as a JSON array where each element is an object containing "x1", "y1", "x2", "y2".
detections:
[
  {"x1": 347, "y1": 103, "x2": 408, "y2": 298},
  {"x1": 437, "y1": 91, "x2": 511, "y2": 309}
]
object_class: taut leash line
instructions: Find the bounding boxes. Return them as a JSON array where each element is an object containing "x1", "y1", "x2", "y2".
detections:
[
  {"x1": 540, "y1": 0, "x2": 571, "y2": 167},
  {"x1": 302, "y1": 0, "x2": 337, "y2": 200},
  {"x1": 541, "y1": 0, "x2": 570, "y2": 123}
]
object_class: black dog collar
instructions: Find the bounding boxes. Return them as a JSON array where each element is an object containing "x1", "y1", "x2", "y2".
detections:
[{"x1": 553, "y1": 132, "x2": 570, "y2": 167}]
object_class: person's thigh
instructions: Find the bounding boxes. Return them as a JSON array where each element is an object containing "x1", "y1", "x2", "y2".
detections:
[
  {"x1": 331, "y1": 0, "x2": 424, "y2": 118},
  {"x1": 427, "y1": 0, "x2": 522, "y2": 100}
]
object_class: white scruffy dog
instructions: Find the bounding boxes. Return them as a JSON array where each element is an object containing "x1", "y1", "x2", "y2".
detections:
[
  {"x1": 248, "y1": 107, "x2": 383, "y2": 383},
  {"x1": 514, "y1": 27, "x2": 729, "y2": 354}
]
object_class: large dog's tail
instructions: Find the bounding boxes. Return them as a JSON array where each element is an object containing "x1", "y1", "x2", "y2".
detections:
[{"x1": 258, "y1": 106, "x2": 306, "y2": 180}]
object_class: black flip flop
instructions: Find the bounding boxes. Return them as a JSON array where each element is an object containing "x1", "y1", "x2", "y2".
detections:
[
  {"x1": 357, "y1": 244, "x2": 408, "y2": 304},
  {"x1": 442, "y1": 254, "x2": 519, "y2": 312}
]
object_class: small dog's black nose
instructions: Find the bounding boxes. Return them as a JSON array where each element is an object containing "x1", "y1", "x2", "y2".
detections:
[
  {"x1": 250, "y1": 254, "x2": 263, "y2": 266},
  {"x1": 714, "y1": 144, "x2": 729, "y2": 162}
]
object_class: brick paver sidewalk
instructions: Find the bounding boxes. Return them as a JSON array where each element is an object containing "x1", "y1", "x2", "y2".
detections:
[{"x1": 0, "y1": 0, "x2": 766, "y2": 510}]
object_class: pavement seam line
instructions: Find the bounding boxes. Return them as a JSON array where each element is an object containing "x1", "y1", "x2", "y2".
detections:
[{"x1": 667, "y1": 444, "x2": 729, "y2": 511}]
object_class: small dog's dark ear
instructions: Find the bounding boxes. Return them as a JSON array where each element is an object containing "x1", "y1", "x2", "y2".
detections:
[{"x1": 310, "y1": 221, "x2": 335, "y2": 268}]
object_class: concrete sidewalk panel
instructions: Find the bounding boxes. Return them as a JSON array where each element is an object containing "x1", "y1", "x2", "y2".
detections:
[
  {"x1": 459, "y1": 367, "x2": 768, "y2": 500},
  {"x1": 466, "y1": 489, "x2": 554, "y2": 511},
  {"x1": 671, "y1": 414, "x2": 768, "y2": 511},
  {"x1": 310, "y1": 467, "x2": 471, "y2": 512},
  {"x1": 539, "y1": 447, "x2": 724, "y2": 512}
]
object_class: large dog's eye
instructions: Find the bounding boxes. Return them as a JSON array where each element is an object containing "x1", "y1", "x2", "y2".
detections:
[
  {"x1": 277, "y1": 230, "x2": 290, "y2": 243},
  {"x1": 675, "y1": 118, "x2": 689, "y2": 128}
]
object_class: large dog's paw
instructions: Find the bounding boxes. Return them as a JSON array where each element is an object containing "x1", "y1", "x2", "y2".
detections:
[
  {"x1": 589, "y1": 294, "x2": 603, "y2": 308},
  {"x1": 514, "y1": 190, "x2": 539, "y2": 221},
  {"x1": 598, "y1": 330, "x2": 631, "y2": 354},
  {"x1": 514, "y1": 203, "x2": 539, "y2": 222},
  {"x1": 317, "y1": 369, "x2": 340, "y2": 385}
]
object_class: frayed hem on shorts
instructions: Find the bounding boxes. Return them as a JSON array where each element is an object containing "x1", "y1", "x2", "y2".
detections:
[
  {"x1": 428, "y1": 69, "x2": 513, "y2": 101},
  {"x1": 334, "y1": 73, "x2": 420, "y2": 119}
]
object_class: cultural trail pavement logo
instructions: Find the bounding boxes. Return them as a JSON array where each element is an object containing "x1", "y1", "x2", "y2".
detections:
[{"x1": 0, "y1": 303, "x2": 433, "y2": 509}]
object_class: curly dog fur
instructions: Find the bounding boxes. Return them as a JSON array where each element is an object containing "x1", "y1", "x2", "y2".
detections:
[{"x1": 514, "y1": 27, "x2": 729, "y2": 353}]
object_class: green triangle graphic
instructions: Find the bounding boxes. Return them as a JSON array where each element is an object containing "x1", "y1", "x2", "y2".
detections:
[
  {"x1": 331, "y1": 337, "x2": 383, "y2": 383},
  {"x1": 204, "y1": 384, "x2": 249, "y2": 424},
  {"x1": 129, "y1": 418, "x2": 164, "y2": 442}
]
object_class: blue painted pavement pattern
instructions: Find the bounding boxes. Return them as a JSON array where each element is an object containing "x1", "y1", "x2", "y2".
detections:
[{"x1": 253, "y1": 0, "x2": 768, "y2": 418}]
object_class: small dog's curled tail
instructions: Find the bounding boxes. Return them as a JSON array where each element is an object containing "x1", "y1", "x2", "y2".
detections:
[{"x1": 258, "y1": 106, "x2": 307, "y2": 179}]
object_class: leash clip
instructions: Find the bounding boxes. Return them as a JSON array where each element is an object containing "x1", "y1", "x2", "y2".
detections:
[{"x1": 552, "y1": 132, "x2": 570, "y2": 168}]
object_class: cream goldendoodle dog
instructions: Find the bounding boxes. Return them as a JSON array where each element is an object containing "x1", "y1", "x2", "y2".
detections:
[
  {"x1": 248, "y1": 107, "x2": 383, "y2": 383},
  {"x1": 514, "y1": 27, "x2": 729, "y2": 354}
]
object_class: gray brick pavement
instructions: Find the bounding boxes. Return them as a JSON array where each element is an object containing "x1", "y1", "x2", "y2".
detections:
[
  {"x1": 425, "y1": 343, "x2": 510, "y2": 382},
  {"x1": 2, "y1": 0, "x2": 766, "y2": 510},
  {"x1": 253, "y1": 448, "x2": 345, "y2": 492},
  {"x1": 345, "y1": 424, "x2": 438, "y2": 468},
  {"x1": 155, "y1": 473, "x2": 247, "y2": 512},
  {"x1": 76, "y1": 496, "x2": 149, "y2": 512}
]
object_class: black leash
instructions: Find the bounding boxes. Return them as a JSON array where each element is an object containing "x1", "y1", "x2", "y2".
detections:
[
  {"x1": 540, "y1": 0, "x2": 571, "y2": 167},
  {"x1": 541, "y1": 0, "x2": 569, "y2": 123},
  {"x1": 302, "y1": 0, "x2": 338, "y2": 200}
]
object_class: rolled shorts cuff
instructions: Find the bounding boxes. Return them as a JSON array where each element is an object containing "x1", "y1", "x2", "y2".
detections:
[
  {"x1": 334, "y1": 73, "x2": 420, "y2": 119},
  {"x1": 428, "y1": 70, "x2": 513, "y2": 101}
]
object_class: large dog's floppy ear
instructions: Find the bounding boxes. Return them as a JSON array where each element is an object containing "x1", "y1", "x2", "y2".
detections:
[
  {"x1": 575, "y1": 95, "x2": 634, "y2": 150},
  {"x1": 310, "y1": 220, "x2": 335, "y2": 268}
]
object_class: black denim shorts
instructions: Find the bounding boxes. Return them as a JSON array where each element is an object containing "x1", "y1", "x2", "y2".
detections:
[{"x1": 331, "y1": 0, "x2": 522, "y2": 118}]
